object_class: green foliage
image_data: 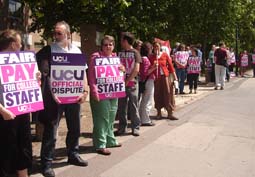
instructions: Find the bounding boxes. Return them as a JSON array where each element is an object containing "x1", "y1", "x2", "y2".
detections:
[{"x1": 24, "y1": 0, "x2": 255, "y2": 52}]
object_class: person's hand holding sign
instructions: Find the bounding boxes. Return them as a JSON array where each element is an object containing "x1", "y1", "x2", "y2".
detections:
[
  {"x1": 36, "y1": 71, "x2": 42, "y2": 86},
  {"x1": 118, "y1": 64, "x2": 126, "y2": 73},
  {"x1": 77, "y1": 90, "x2": 88, "y2": 104},
  {"x1": 0, "y1": 104, "x2": 16, "y2": 120},
  {"x1": 53, "y1": 95, "x2": 62, "y2": 104}
]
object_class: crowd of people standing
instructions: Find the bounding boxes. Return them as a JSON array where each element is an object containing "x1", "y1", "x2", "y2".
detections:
[{"x1": 1, "y1": 20, "x2": 254, "y2": 177}]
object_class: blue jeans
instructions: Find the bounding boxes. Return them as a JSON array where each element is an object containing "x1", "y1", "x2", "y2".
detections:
[
  {"x1": 118, "y1": 85, "x2": 141, "y2": 131},
  {"x1": 176, "y1": 68, "x2": 186, "y2": 93},
  {"x1": 40, "y1": 103, "x2": 81, "y2": 167}
]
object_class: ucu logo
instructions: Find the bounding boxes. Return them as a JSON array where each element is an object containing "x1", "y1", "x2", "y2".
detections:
[
  {"x1": 52, "y1": 56, "x2": 68, "y2": 63},
  {"x1": 105, "y1": 93, "x2": 113, "y2": 97},
  {"x1": 18, "y1": 105, "x2": 31, "y2": 112}
]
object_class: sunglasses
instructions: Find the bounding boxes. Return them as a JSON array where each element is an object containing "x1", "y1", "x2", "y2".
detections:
[
  {"x1": 103, "y1": 43, "x2": 113, "y2": 47},
  {"x1": 54, "y1": 32, "x2": 64, "y2": 36}
]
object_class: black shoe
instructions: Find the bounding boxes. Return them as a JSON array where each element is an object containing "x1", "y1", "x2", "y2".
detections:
[
  {"x1": 114, "y1": 128, "x2": 127, "y2": 136},
  {"x1": 68, "y1": 155, "x2": 88, "y2": 167},
  {"x1": 132, "y1": 129, "x2": 140, "y2": 136},
  {"x1": 141, "y1": 122, "x2": 155, "y2": 126},
  {"x1": 180, "y1": 92, "x2": 186, "y2": 95},
  {"x1": 42, "y1": 167, "x2": 55, "y2": 177}
]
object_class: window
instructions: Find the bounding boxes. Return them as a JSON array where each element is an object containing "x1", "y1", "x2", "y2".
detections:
[{"x1": 8, "y1": 0, "x2": 23, "y2": 29}]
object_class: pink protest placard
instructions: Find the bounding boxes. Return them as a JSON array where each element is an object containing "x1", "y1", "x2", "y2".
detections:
[
  {"x1": 175, "y1": 51, "x2": 189, "y2": 65},
  {"x1": 0, "y1": 51, "x2": 44, "y2": 116},
  {"x1": 187, "y1": 56, "x2": 201, "y2": 74},
  {"x1": 51, "y1": 53, "x2": 86, "y2": 104},
  {"x1": 241, "y1": 54, "x2": 248, "y2": 67},
  {"x1": 94, "y1": 57, "x2": 126, "y2": 100}
]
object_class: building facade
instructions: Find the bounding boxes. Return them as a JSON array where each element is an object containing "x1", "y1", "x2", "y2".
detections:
[{"x1": 0, "y1": 0, "x2": 104, "y2": 56}]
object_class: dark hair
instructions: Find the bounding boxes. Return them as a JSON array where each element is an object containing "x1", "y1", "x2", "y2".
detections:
[
  {"x1": 177, "y1": 44, "x2": 185, "y2": 51},
  {"x1": 122, "y1": 32, "x2": 135, "y2": 45},
  {"x1": 0, "y1": 29, "x2": 20, "y2": 51},
  {"x1": 190, "y1": 46, "x2": 198, "y2": 56},
  {"x1": 140, "y1": 42, "x2": 152, "y2": 57},
  {"x1": 219, "y1": 42, "x2": 225, "y2": 47}
]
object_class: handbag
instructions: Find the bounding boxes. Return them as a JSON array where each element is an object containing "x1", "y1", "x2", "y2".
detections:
[{"x1": 139, "y1": 77, "x2": 149, "y2": 94}]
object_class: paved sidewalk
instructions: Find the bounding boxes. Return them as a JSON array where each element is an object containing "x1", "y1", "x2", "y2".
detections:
[{"x1": 30, "y1": 72, "x2": 247, "y2": 176}]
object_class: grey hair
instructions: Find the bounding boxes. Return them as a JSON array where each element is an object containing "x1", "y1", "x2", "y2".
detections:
[{"x1": 55, "y1": 21, "x2": 71, "y2": 34}]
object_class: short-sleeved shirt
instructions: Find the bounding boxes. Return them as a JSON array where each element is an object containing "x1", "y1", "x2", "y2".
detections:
[
  {"x1": 214, "y1": 48, "x2": 227, "y2": 66},
  {"x1": 118, "y1": 48, "x2": 142, "y2": 76}
]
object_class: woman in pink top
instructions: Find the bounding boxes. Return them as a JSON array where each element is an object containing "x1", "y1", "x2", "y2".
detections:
[
  {"x1": 88, "y1": 35, "x2": 123, "y2": 155},
  {"x1": 138, "y1": 42, "x2": 156, "y2": 126}
]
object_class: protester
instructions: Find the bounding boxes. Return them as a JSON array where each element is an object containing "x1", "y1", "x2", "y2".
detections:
[
  {"x1": 151, "y1": 42, "x2": 178, "y2": 120},
  {"x1": 239, "y1": 50, "x2": 249, "y2": 77},
  {"x1": 174, "y1": 44, "x2": 189, "y2": 94},
  {"x1": 138, "y1": 42, "x2": 156, "y2": 126},
  {"x1": 225, "y1": 47, "x2": 231, "y2": 82},
  {"x1": 134, "y1": 39, "x2": 143, "y2": 52},
  {"x1": 187, "y1": 47, "x2": 201, "y2": 94},
  {"x1": 208, "y1": 45, "x2": 216, "y2": 82},
  {"x1": 252, "y1": 48, "x2": 255, "y2": 77},
  {"x1": 0, "y1": 29, "x2": 32, "y2": 177},
  {"x1": 186, "y1": 45, "x2": 192, "y2": 56},
  {"x1": 228, "y1": 48, "x2": 236, "y2": 78},
  {"x1": 36, "y1": 21, "x2": 88, "y2": 177},
  {"x1": 88, "y1": 35, "x2": 123, "y2": 155},
  {"x1": 214, "y1": 42, "x2": 227, "y2": 90},
  {"x1": 196, "y1": 43, "x2": 203, "y2": 62},
  {"x1": 116, "y1": 32, "x2": 141, "y2": 136}
]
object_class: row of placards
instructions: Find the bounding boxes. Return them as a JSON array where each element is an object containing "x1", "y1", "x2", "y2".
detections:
[{"x1": 0, "y1": 51, "x2": 126, "y2": 116}]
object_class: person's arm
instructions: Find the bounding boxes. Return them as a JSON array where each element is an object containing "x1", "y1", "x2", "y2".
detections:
[
  {"x1": 77, "y1": 71, "x2": 89, "y2": 104},
  {"x1": 174, "y1": 53, "x2": 187, "y2": 68},
  {"x1": 167, "y1": 56, "x2": 178, "y2": 80},
  {"x1": 87, "y1": 54, "x2": 100, "y2": 101},
  {"x1": 125, "y1": 62, "x2": 139, "y2": 86},
  {"x1": 0, "y1": 104, "x2": 15, "y2": 120}
]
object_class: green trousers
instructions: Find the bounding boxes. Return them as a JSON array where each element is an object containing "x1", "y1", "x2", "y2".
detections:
[{"x1": 90, "y1": 98, "x2": 118, "y2": 149}]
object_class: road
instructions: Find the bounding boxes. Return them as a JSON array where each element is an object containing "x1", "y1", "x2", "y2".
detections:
[{"x1": 32, "y1": 75, "x2": 255, "y2": 177}]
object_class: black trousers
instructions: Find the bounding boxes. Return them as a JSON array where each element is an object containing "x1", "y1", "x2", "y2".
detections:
[
  {"x1": 187, "y1": 73, "x2": 199, "y2": 90},
  {"x1": 0, "y1": 114, "x2": 32, "y2": 176}
]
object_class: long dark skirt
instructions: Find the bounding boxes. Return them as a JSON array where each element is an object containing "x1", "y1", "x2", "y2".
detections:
[{"x1": 154, "y1": 75, "x2": 175, "y2": 113}]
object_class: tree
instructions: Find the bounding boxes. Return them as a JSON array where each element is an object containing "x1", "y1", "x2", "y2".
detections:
[{"x1": 24, "y1": 0, "x2": 255, "y2": 52}]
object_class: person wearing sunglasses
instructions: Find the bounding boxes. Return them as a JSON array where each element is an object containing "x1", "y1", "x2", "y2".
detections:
[
  {"x1": 88, "y1": 35, "x2": 124, "y2": 155},
  {"x1": 36, "y1": 21, "x2": 89, "y2": 177}
]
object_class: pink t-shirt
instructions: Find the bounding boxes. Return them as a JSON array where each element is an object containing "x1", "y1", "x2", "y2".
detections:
[{"x1": 174, "y1": 51, "x2": 189, "y2": 68}]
